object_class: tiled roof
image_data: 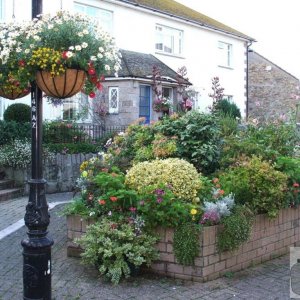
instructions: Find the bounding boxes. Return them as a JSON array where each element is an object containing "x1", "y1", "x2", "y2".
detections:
[
  {"x1": 107, "y1": 49, "x2": 191, "y2": 84},
  {"x1": 117, "y1": 0, "x2": 255, "y2": 41}
]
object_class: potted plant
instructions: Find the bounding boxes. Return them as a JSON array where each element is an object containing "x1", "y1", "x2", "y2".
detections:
[
  {"x1": 153, "y1": 97, "x2": 171, "y2": 113},
  {"x1": 23, "y1": 11, "x2": 121, "y2": 99},
  {"x1": 0, "y1": 23, "x2": 32, "y2": 100}
]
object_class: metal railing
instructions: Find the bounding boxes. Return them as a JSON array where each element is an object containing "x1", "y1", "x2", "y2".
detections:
[{"x1": 44, "y1": 124, "x2": 127, "y2": 143}]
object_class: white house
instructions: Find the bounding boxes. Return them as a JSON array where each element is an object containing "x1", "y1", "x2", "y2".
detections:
[{"x1": 0, "y1": 0, "x2": 254, "y2": 122}]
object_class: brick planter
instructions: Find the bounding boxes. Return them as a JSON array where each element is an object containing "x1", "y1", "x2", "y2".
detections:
[{"x1": 67, "y1": 205, "x2": 300, "y2": 282}]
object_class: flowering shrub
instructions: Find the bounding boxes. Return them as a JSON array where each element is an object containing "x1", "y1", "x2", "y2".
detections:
[
  {"x1": 0, "y1": 139, "x2": 54, "y2": 168},
  {"x1": 219, "y1": 156, "x2": 288, "y2": 218},
  {"x1": 20, "y1": 11, "x2": 121, "y2": 97},
  {"x1": 125, "y1": 158, "x2": 202, "y2": 202}
]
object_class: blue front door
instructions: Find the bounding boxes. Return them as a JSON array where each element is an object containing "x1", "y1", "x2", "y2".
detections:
[{"x1": 139, "y1": 85, "x2": 151, "y2": 124}]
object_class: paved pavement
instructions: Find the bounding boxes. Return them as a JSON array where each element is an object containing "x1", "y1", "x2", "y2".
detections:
[{"x1": 0, "y1": 192, "x2": 296, "y2": 299}]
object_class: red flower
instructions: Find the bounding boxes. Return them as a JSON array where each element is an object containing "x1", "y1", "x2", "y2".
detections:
[
  {"x1": 110, "y1": 196, "x2": 118, "y2": 202},
  {"x1": 129, "y1": 207, "x2": 137, "y2": 212},
  {"x1": 212, "y1": 178, "x2": 219, "y2": 184},
  {"x1": 218, "y1": 190, "x2": 225, "y2": 195},
  {"x1": 96, "y1": 82, "x2": 103, "y2": 91},
  {"x1": 110, "y1": 223, "x2": 117, "y2": 229},
  {"x1": 89, "y1": 91, "x2": 96, "y2": 98},
  {"x1": 88, "y1": 68, "x2": 96, "y2": 75},
  {"x1": 100, "y1": 75, "x2": 105, "y2": 82},
  {"x1": 293, "y1": 183, "x2": 299, "y2": 187},
  {"x1": 98, "y1": 199, "x2": 106, "y2": 205},
  {"x1": 62, "y1": 51, "x2": 68, "y2": 59},
  {"x1": 88, "y1": 193, "x2": 94, "y2": 201},
  {"x1": 18, "y1": 60, "x2": 26, "y2": 67},
  {"x1": 89, "y1": 76, "x2": 98, "y2": 84}
]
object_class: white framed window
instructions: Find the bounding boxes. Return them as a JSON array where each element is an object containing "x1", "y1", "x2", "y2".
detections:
[
  {"x1": 62, "y1": 99, "x2": 78, "y2": 121},
  {"x1": 218, "y1": 41, "x2": 233, "y2": 68},
  {"x1": 74, "y1": 3, "x2": 113, "y2": 34},
  {"x1": 155, "y1": 24, "x2": 183, "y2": 56},
  {"x1": 162, "y1": 87, "x2": 173, "y2": 101},
  {"x1": 109, "y1": 87, "x2": 119, "y2": 114}
]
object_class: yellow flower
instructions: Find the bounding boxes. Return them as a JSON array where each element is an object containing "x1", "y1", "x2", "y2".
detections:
[
  {"x1": 82, "y1": 171, "x2": 88, "y2": 178},
  {"x1": 190, "y1": 208, "x2": 197, "y2": 215}
]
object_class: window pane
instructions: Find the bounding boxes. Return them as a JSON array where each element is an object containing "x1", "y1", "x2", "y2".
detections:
[
  {"x1": 74, "y1": 3, "x2": 113, "y2": 34},
  {"x1": 218, "y1": 41, "x2": 232, "y2": 67},
  {"x1": 155, "y1": 24, "x2": 183, "y2": 55},
  {"x1": 109, "y1": 87, "x2": 119, "y2": 113}
]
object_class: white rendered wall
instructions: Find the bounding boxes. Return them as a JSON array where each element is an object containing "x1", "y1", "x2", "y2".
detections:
[{"x1": 0, "y1": 0, "x2": 248, "y2": 119}]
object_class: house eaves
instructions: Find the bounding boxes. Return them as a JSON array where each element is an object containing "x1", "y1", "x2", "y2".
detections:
[{"x1": 115, "y1": 0, "x2": 255, "y2": 42}]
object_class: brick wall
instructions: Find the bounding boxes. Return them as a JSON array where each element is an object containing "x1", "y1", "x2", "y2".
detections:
[
  {"x1": 248, "y1": 51, "x2": 300, "y2": 122},
  {"x1": 66, "y1": 205, "x2": 300, "y2": 282}
]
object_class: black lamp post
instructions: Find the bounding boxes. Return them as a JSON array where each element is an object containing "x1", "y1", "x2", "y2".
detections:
[{"x1": 21, "y1": 0, "x2": 53, "y2": 299}]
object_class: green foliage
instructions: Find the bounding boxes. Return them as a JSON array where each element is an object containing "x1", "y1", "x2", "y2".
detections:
[
  {"x1": 125, "y1": 158, "x2": 202, "y2": 203},
  {"x1": 173, "y1": 223, "x2": 201, "y2": 265},
  {"x1": 3, "y1": 103, "x2": 31, "y2": 123},
  {"x1": 213, "y1": 99, "x2": 241, "y2": 119},
  {"x1": 43, "y1": 121, "x2": 88, "y2": 144},
  {"x1": 219, "y1": 156, "x2": 288, "y2": 218},
  {"x1": 220, "y1": 122, "x2": 298, "y2": 168},
  {"x1": 217, "y1": 114, "x2": 240, "y2": 138},
  {"x1": 78, "y1": 218, "x2": 159, "y2": 285},
  {"x1": 217, "y1": 206, "x2": 253, "y2": 252},
  {"x1": 156, "y1": 111, "x2": 221, "y2": 174},
  {"x1": 62, "y1": 198, "x2": 90, "y2": 217},
  {"x1": 137, "y1": 185, "x2": 192, "y2": 228},
  {"x1": 0, "y1": 120, "x2": 31, "y2": 146}
]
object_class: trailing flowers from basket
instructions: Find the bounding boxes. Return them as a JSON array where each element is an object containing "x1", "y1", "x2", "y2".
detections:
[
  {"x1": 0, "y1": 11, "x2": 122, "y2": 100},
  {"x1": 0, "y1": 22, "x2": 33, "y2": 100}
]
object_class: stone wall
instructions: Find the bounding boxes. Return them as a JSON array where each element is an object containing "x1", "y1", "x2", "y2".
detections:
[
  {"x1": 248, "y1": 51, "x2": 300, "y2": 122},
  {"x1": 67, "y1": 205, "x2": 300, "y2": 282},
  {"x1": 6, "y1": 153, "x2": 95, "y2": 194}
]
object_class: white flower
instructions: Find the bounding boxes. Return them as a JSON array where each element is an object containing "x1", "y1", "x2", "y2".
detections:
[
  {"x1": 48, "y1": 24, "x2": 53, "y2": 29},
  {"x1": 66, "y1": 51, "x2": 73, "y2": 58},
  {"x1": 75, "y1": 45, "x2": 82, "y2": 51},
  {"x1": 98, "y1": 47, "x2": 104, "y2": 53},
  {"x1": 77, "y1": 32, "x2": 83, "y2": 37},
  {"x1": 24, "y1": 49, "x2": 30, "y2": 54},
  {"x1": 16, "y1": 47, "x2": 22, "y2": 53},
  {"x1": 81, "y1": 42, "x2": 88, "y2": 48},
  {"x1": 69, "y1": 46, "x2": 74, "y2": 50},
  {"x1": 82, "y1": 29, "x2": 89, "y2": 35},
  {"x1": 97, "y1": 53, "x2": 103, "y2": 59},
  {"x1": 90, "y1": 55, "x2": 97, "y2": 61},
  {"x1": 104, "y1": 65, "x2": 110, "y2": 71}
]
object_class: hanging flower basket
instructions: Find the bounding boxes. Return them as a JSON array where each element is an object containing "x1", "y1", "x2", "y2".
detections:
[
  {"x1": 0, "y1": 87, "x2": 30, "y2": 100},
  {"x1": 36, "y1": 69, "x2": 86, "y2": 99}
]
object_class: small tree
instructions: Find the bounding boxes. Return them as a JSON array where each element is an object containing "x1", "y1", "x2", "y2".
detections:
[
  {"x1": 3, "y1": 103, "x2": 31, "y2": 123},
  {"x1": 208, "y1": 76, "x2": 225, "y2": 112}
]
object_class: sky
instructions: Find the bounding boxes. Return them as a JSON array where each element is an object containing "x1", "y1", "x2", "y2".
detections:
[{"x1": 176, "y1": 0, "x2": 300, "y2": 79}]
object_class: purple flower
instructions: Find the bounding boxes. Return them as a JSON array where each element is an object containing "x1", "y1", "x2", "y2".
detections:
[
  {"x1": 200, "y1": 211, "x2": 220, "y2": 225},
  {"x1": 154, "y1": 188, "x2": 165, "y2": 196},
  {"x1": 156, "y1": 197, "x2": 163, "y2": 204}
]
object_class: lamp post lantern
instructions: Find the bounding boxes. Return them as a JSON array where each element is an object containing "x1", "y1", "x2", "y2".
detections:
[{"x1": 21, "y1": 0, "x2": 53, "y2": 299}]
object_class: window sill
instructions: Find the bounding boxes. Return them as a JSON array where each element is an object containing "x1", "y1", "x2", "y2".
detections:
[
  {"x1": 155, "y1": 51, "x2": 185, "y2": 59},
  {"x1": 218, "y1": 65, "x2": 234, "y2": 70}
]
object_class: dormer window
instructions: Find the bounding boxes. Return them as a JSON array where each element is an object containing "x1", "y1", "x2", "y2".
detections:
[{"x1": 155, "y1": 24, "x2": 183, "y2": 56}]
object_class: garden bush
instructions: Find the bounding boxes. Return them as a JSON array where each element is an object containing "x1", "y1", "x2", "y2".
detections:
[
  {"x1": 220, "y1": 121, "x2": 298, "y2": 168},
  {"x1": 0, "y1": 120, "x2": 31, "y2": 146},
  {"x1": 3, "y1": 103, "x2": 31, "y2": 123},
  {"x1": 156, "y1": 111, "x2": 221, "y2": 174},
  {"x1": 213, "y1": 99, "x2": 241, "y2": 119},
  {"x1": 218, "y1": 156, "x2": 288, "y2": 217},
  {"x1": 125, "y1": 158, "x2": 202, "y2": 202}
]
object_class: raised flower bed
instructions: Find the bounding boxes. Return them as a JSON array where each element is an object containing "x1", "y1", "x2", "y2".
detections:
[{"x1": 67, "y1": 204, "x2": 300, "y2": 282}]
